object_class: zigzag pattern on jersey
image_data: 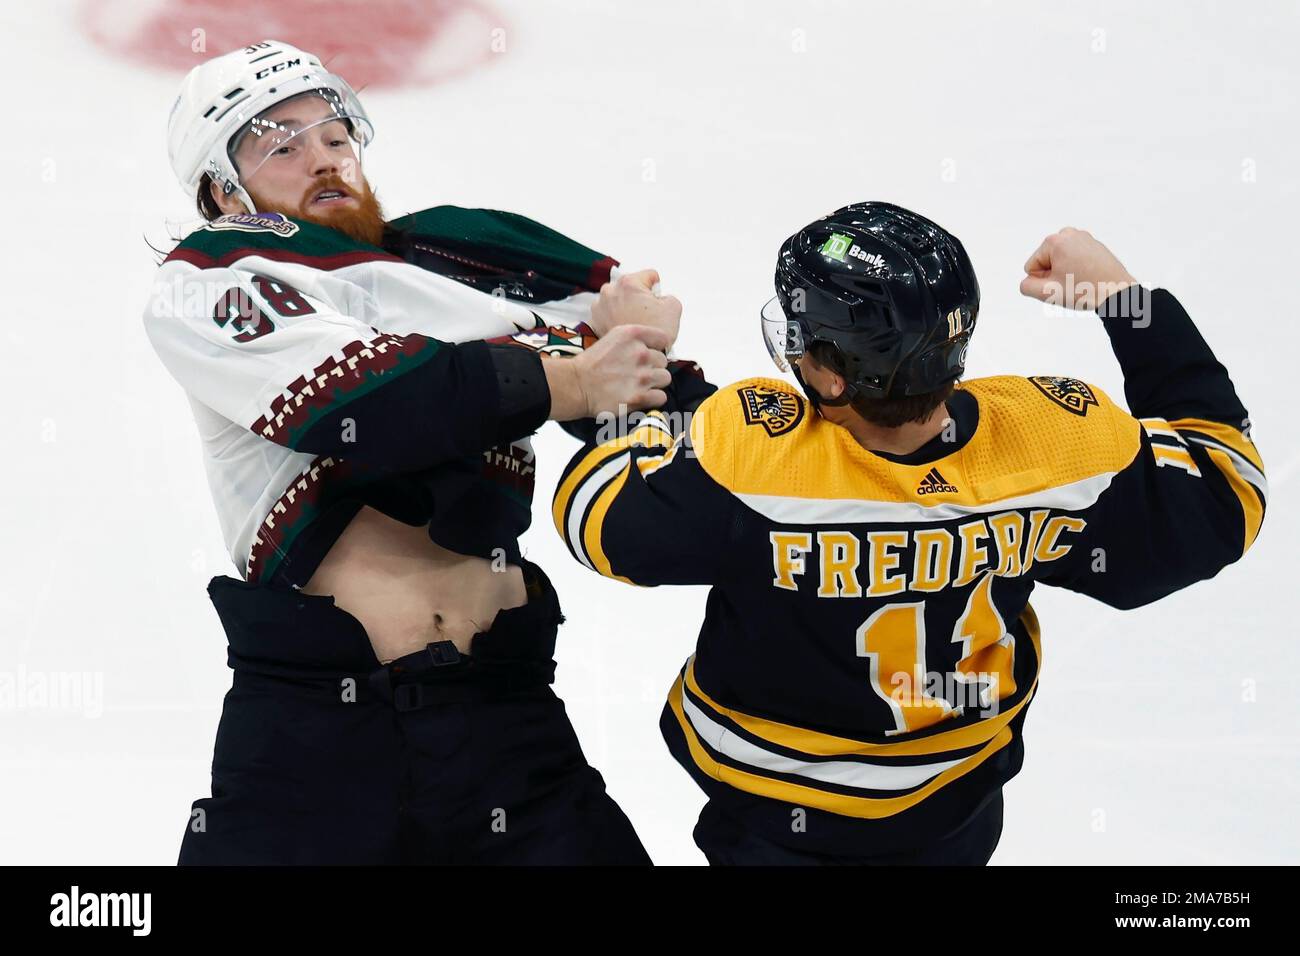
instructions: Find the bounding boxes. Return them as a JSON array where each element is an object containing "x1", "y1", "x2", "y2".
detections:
[
  {"x1": 688, "y1": 375, "x2": 1143, "y2": 524},
  {"x1": 663, "y1": 606, "x2": 1042, "y2": 819},
  {"x1": 247, "y1": 439, "x2": 538, "y2": 584},
  {"x1": 247, "y1": 455, "x2": 366, "y2": 583},
  {"x1": 251, "y1": 332, "x2": 441, "y2": 448}
]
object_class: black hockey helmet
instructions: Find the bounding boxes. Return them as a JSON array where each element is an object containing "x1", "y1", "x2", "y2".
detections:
[{"x1": 761, "y1": 201, "x2": 979, "y2": 402}]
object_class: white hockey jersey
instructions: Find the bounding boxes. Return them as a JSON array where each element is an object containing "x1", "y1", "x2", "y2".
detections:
[{"x1": 143, "y1": 208, "x2": 611, "y2": 586}]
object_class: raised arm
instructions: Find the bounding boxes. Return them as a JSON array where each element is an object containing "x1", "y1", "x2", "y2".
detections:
[{"x1": 1020, "y1": 228, "x2": 1266, "y2": 608}]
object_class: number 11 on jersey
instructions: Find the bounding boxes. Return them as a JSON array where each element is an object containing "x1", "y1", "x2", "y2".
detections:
[{"x1": 857, "y1": 572, "x2": 1016, "y2": 736}]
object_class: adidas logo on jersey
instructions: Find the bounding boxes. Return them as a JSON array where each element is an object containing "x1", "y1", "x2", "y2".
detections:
[{"x1": 917, "y1": 468, "x2": 958, "y2": 495}]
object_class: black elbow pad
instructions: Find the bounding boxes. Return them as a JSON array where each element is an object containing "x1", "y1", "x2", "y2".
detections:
[{"x1": 487, "y1": 343, "x2": 551, "y2": 441}]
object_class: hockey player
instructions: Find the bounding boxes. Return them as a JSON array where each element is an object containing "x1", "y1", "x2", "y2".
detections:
[
  {"x1": 145, "y1": 40, "x2": 705, "y2": 864},
  {"x1": 553, "y1": 202, "x2": 1267, "y2": 864}
]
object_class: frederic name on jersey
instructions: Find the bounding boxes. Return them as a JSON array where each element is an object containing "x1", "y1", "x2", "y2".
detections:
[
  {"x1": 769, "y1": 508, "x2": 1086, "y2": 597},
  {"x1": 725, "y1": 381, "x2": 1092, "y2": 596}
]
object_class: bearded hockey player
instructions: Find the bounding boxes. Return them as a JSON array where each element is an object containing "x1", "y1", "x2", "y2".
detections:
[
  {"x1": 145, "y1": 40, "x2": 701, "y2": 864},
  {"x1": 554, "y1": 202, "x2": 1267, "y2": 865}
]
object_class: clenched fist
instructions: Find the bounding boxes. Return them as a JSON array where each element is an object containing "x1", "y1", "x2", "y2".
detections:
[
  {"x1": 544, "y1": 324, "x2": 674, "y2": 421},
  {"x1": 588, "y1": 269, "x2": 682, "y2": 345},
  {"x1": 1019, "y1": 227, "x2": 1138, "y2": 310}
]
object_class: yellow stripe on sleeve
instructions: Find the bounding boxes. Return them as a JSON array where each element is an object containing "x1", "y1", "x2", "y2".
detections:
[
  {"x1": 1204, "y1": 446, "x2": 1265, "y2": 552},
  {"x1": 1168, "y1": 417, "x2": 1263, "y2": 472},
  {"x1": 583, "y1": 466, "x2": 634, "y2": 584},
  {"x1": 552, "y1": 443, "x2": 621, "y2": 542},
  {"x1": 552, "y1": 417, "x2": 674, "y2": 541}
]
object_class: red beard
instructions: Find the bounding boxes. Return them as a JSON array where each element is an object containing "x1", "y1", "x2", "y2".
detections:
[{"x1": 254, "y1": 175, "x2": 387, "y2": 248}]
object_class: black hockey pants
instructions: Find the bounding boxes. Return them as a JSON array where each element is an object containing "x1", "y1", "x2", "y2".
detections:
[{"x1": 178, "y1": 561, "x2": 650, "y2": 865}]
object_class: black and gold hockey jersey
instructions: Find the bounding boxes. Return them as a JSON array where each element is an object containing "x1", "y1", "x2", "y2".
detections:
[{"x1": 552, "y1": 286, "x2": 1267, "y2": 854}]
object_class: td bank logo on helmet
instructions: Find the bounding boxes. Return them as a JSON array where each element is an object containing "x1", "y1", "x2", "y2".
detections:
[{"x1": 819, "y1": 232, "x2": 887, "y2": 271}]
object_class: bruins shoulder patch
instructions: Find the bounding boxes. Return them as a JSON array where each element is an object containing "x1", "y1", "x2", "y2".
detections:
[
  {"x1": 1028, "y1": 376, "x2": 1099, "y2": 417},
  {"x1": 738, "y1": 385, "x2": 804, "y2": 436}
]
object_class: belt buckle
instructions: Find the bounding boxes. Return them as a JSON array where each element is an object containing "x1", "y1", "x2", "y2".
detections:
[
  {"x1": 382, "y1": 640, "x2": 464, "y2": 712},
  {"x1": 389, "y1": 640, "x2": 462, "y2": 677}
]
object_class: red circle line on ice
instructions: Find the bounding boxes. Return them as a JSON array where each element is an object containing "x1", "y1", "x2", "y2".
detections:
[{"x1": 80, "y1": 0, "x2": 506, "y2": 90}]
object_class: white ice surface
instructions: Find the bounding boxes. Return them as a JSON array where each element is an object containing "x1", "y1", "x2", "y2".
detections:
[{"x1": 1, "y1": 0, "x2": 1297, "y2": 865}]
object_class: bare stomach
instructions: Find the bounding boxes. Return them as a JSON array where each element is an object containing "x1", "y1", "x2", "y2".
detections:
[{"x1": 301, "y1": 505, "x2": 527, "y2": 663}]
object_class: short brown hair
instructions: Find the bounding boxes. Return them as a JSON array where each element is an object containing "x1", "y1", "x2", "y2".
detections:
[{"x1": 806, "y1": 340, "x2": 954, "y2": 428}]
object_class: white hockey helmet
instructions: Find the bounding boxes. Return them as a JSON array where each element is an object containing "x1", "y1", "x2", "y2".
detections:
[{"x1": 167, "y1": 40, "x2": 374, "y2": 213}]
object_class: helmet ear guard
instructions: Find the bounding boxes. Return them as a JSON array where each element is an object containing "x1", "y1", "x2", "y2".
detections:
[{"x1": 894, "y1": 330, "x2": 972, "y2": 396}]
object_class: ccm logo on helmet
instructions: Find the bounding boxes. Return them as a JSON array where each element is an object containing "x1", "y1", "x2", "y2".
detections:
[{"x1": 255, "y1": 58, "x2": 302, "y2": 80}]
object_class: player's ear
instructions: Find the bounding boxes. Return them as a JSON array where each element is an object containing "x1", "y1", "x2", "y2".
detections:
[
  {"x1": 210, "y1": 180, "x2": 248, "y2": 217},
  {"x1": 798, "y1": 352, "x2": 845, "y2": 399},
  {"x1": 825, "y1": 369, "x2": 847, "y2": 401}
]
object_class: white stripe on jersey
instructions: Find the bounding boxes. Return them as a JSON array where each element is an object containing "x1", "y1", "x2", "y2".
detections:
[
  {"x1": 1185, "y1": 436, "x2": 1269, "y2": 505},
  {"x1": 566, "y1": 451, "x2": 631, "y2": 570},
  {"x1": 680, "y1": 689, "x2": 966, "y2": 791},
  {"x1": 733, "y1": 469, "x2": 1120, "y2": 525}
]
